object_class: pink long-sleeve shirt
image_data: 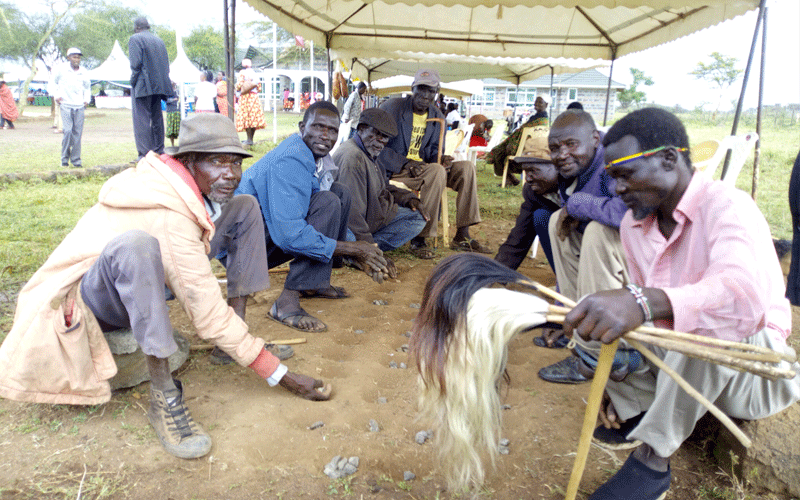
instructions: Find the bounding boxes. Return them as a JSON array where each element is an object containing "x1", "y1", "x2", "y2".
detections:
[{"x1": 621, "y1": 172, "x2": 790, "y2": 342}]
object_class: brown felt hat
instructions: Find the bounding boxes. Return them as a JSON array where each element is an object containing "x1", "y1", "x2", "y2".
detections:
[
  {"x1": 513, "y1": 129, "x2": 552, "y2": 166},
  {"x1": 358, "y1": 108, "x2": 398, "y2": 138},
  {"x1": 174, "y1": 114, "x2": 252, "y2": 158}
]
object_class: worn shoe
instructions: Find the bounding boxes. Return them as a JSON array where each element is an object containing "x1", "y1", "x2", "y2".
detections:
[
  {"x1": 148, "y1": 379, "x2": 212, "y2": 459},
  {"x1": 450, "y1": 238, "x2": 492, "y2": 254},
  {"x1": 588, "y1": 453, "x2": 670, "y2": 500},
  {"x1": 593, "y1": 412, "x2": 644, "y2": 451},
  {"x1": 537, "y1": 356, "x2": 590, "y2": 384}
]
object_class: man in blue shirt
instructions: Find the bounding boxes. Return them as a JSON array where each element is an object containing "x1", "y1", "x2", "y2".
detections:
[{"x1": 237, "y1": 101, "x2": 389, "y2": 332}]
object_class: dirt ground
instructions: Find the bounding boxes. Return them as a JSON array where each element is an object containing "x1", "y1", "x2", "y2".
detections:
[{"x1": 0, "y1": 110, "x2": 797, "y2": 499}]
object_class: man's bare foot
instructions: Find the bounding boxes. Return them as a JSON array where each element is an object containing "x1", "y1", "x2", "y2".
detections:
[{"x1": 268, "y1": 290, "x2": 327, "y2": 332}]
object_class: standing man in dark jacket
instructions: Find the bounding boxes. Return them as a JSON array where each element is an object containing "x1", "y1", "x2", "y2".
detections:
[{"x1": 129, "y1": 17, "x2": 173, "y2": 160}]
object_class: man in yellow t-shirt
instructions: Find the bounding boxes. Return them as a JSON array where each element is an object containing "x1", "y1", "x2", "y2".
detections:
[{"x1": 378, "y1": 69, "x2": 489, "y2": 257}]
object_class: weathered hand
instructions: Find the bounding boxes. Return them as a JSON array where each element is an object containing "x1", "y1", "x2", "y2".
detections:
[
  {"x1": 562, "y1": 289, "x2": 645, "y2": 344},
  {"x1": 279, "y1": 372, "x2": 332, "y2": 401},
  {"x1": 385, "y1": 257, "x2": 397, "y2": 280},
  {"x1": 407, "y1": 198, "x2": 429, "y2": 221},
  {"x1": 441, "y1": 155, "x2": 454, "y2": 171},
  {"x1": 597, "y1": 390, "x2": 620, "y2": 430},
  {"x1": 405, "y1": 160, "x2": 426, "y2": 178},
  {"x1": 352, "y1": 241, "x2": 390, "y2": 278},
  {"x1": 556, "y1": 210, "x2": 581, "y2": 241}
]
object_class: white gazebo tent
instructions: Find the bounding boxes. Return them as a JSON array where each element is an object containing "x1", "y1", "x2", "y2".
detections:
[
  {"x1": 87, "y1": 41, "x2": 132, "y2": 109},
  {"x1": 169, "y1": 34, "x2": 201, "y2": 117}
]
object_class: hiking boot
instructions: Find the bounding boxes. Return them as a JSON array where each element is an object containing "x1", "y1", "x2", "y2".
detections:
[{"x1": 148, "y1": 379, "x2": 212, "y2": 459}]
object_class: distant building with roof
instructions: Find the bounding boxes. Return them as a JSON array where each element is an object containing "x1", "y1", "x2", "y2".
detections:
[{"x1": 471, "y1": 69, "x2": 626, "y2": 125}]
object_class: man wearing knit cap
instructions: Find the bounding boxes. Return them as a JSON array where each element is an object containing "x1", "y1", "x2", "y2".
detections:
[
  {"x1": 379, "y1": 69, "x2": 490, "y2": 258},
  {"x1": 0, "y1": 114, "x2": 331, "y2": 462},
  {"x1": 333, "y1": 108, "x2": 429, "y2": 277}
]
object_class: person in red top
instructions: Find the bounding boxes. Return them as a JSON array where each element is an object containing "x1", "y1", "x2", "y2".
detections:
[
  {"x1": 467, "y1": 114, "x2": 493, "y2": 149},
  {"x1": 563, "y1": 108, "x2": 800, "y2": 500}
]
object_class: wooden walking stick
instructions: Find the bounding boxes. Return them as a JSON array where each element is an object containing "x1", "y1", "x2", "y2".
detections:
[
  {"x1": 427, "y1": 117, "x2": 448, "y2": 248},
  {"x1": 565, "y1": 339, "x2": 619, "y2": 500}
]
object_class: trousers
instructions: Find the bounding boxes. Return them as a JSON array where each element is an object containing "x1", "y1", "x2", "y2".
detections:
[
  {"x1": 267, "y1": 182, "x2": 351, "y2": 291},
  {"x1": 61, "y1": 105, "x2": 85, "y2": 166},
  {"x1": 80, "y1": 195, "x2": 269, "y2": 359},
  {"x1": 391, "y1": 160, "x2": 481, "y2": 238}
]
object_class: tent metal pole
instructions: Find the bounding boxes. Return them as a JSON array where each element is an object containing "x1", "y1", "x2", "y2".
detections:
[
  {"x1": 752, "y1": 6, "x2": 767, "y2": 200},
  {"x1": 549, "y1": 66, "x2": 554, "y2": 116},
  {"x1": 230, "y1": 0, "x2": 237, "y2": 120},
  {"x1": 273, "y1": 21, "x2": 278, "y2": 143},
  {"x1": 326, "y1": 34, "x2": 332, "y2": 102},
  {"x1": 603, "y1": 52, "x2": 616, "y2": 127},
  {"x1": 223, "y1": 0, "x2": 234, "y2": 120},
  {"x1": 722, "y1": 0, "x2": 766, "y2": 181}
]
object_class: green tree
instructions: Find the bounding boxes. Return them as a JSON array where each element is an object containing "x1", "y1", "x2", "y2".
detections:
[
  {"x1": 55, "y1": 1, "x2": 143, "y2": 69},
  {"x1": 0, "y1": 0, "x2": 85, "y2": 116},
  {"x1": 617, "y1": 68, "x2": 654, "y2": 110},
  {"x1": 690, "y1": 52, "x2": 742, "y2": 120},
  {"x1": 184, "y1": 25, "x2": 225, "y2": 71}
]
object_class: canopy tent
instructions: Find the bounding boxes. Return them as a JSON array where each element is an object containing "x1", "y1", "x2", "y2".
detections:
[
  {"x1": 169, "y1": 34, "x2": 201, "y2": 117},
  {"x1": 86, "y1": 41, "x2": 130, "y2": 83},
  {"x1": 345, "y1": 52, "x2": 605, "y2": 86},
  {"x1": 241, "y1": 0, "x2": 759, "y2": 62},
  {"x1": 370, "y1": 75, "x2": 482, "y2": 98}
]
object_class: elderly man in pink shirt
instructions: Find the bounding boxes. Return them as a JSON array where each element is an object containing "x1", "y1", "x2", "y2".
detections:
[{"x1": 562, "y1": 108, "x2": 800, "y2": 500}]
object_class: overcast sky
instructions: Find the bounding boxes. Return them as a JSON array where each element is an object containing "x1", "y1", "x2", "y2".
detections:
[{"x1": 10, "y1": 0, "x2": 800, "y2": 110}]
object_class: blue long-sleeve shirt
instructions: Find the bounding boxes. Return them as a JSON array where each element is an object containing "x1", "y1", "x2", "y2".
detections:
[
  {"x1": 236, "y1": 134, "x2": 337, "y2": 262},
  {"x1": 558, "y1": 143, "x2": 627, "y2": 229}
]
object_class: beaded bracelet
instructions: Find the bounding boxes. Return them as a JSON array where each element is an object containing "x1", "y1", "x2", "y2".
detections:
[{"x1": 625, "y1": 283, "x2": 653, "y2": 322}]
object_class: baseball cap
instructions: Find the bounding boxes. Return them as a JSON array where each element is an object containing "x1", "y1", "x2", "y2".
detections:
[
  {"x1": 412, "y1": 69, "x2": 440, "y2": 88},
  {"x1": 67, "y1": 48, "x2": 82, "y2": 57}
]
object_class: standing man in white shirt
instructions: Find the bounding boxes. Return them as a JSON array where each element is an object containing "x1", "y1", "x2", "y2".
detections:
[
  {"x1": 51, "y1": 48, "x2": 90, "y2": 168},
  {"x1": 342, "y1": 82, "x2": 366, "y2": 139}
]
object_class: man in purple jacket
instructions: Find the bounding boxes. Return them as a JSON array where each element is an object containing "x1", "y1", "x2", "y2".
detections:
[{"x1": 537, "y1": 110, "x2": 630, "y2": 384}]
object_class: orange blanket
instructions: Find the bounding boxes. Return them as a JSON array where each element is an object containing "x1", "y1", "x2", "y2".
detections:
[{"x1": 0, "y1": 85, "x2": 18, "y2": 122}]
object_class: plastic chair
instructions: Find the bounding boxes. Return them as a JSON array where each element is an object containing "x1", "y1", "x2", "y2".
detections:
[
  {"x1": 501, "y1": 126, "x2": 548, "y2": 188},
  {"x1": 452, "y1": 123, "x2": 475, "y2": 162},
  {"x1": 691, "y1": 140, "x2": 721, "y2": 173},
  {"x1": 692, "y1": 133, "x2": 758, "y2": 185}
]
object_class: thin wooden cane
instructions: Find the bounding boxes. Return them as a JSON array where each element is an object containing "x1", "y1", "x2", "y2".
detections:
[
  {"x1": 565, "y1": 340, "x2": 619, "y2": 500},
  {"x1": 626, "y1": 338, "x2": 752, "y2": 447},
  {"x1": 427, "y1": 117, "x2": 448, "y2": 248}
]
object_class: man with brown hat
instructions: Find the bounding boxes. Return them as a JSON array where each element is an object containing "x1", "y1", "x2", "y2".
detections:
[
  {"x1": 333, "y1": 108, "x2": 429, "y2": 276},
  {"x1": 0, "y1": 114, "x2": 331, "y2": 462},
  {"x1": 379, "y1": 69, "x2": 489, "y2": 258},
  {"x1": 495, "y1": 130, "x2": 561, "y2": 272}
]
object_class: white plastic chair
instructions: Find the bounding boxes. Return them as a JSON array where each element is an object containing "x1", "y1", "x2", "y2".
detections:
[
  {"x1": 452, "y1": 123, "x2": 475, "y2": 162},
  {"x1": 692, "y1": 132, "x2": 758, "y2": 185}
]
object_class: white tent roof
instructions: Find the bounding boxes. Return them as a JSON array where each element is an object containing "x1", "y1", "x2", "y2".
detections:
[
  {"x1": 346, "y1": 51, "x2": 605, "y2": 85},
  {"x1": 169, "y1": 34, "x2": 200, "y2": 84},
  {"x1": 87, "y1": 41, "x2": 130, "y2": 82},
  {"x1": 243, "y1": 0, "x2": 758, "y2": 61},
  {"x1": 370, "y1": 76, "x2": 483, "y2": 98}
]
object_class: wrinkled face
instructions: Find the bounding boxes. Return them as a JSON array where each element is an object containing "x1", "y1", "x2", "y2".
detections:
[
  {"x1": 604, "y1": 135, "x2": 673, "y2": 221},
  {"x1": 68, "y1": 54, "x2": 81, "y2": 69},
  {"x1": 187, "y1": 153, "x2": 244, "y2": 204},
  {"x1": 523, "y1": 162, "x2": 558, "y2": 196},
  {"x1": 548, "y1": 118, "x2": 599, "y2": 179},
  {"x1": 358, "y1": 125, "x2": 391, "y2": 158},
  {"x1": 411, "y1": 85, "x2": 438, "y2": 114},
  {"x1": 299, "y1": 109, "x2": 340, "y2": 158},
  {"x1": 534, "y1": 96, "x2": 547, "y2": 113}
]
